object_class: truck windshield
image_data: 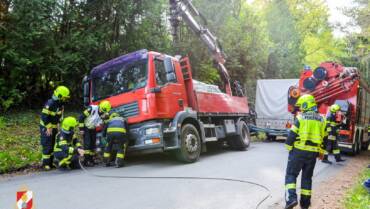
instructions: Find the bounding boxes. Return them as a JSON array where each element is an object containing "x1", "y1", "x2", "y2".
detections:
[{"x1": 92, "y1": 59, "x2": 148, "y2": 101}]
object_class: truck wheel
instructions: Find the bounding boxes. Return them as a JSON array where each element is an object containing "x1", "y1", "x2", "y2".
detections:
[
  {"x1": 230, "y1": 121, "x2": 251, "y2": 151},
  {"x1": 361, "y1": 140, "x2": 370, "y2": 151},
  {"x1": 351, "y1": 140, "x2": 358, "y2": 156},
  {"x1": 356, "y1": 135, "x2": 361, "y2": 154},
  {"x1": 176, "y1": 124, "x2": 201, "y2": 163}
]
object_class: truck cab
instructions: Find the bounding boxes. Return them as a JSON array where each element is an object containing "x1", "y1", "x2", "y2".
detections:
[
  {"x1": 83, "y1": 49, "x2": 251, "y2": 162},
  {"x1": 83, "y1": 50, "x2": 187, "y2": 153}
]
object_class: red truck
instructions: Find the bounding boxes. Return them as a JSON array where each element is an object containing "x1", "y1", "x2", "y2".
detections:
[
  {"x1": 82, "y1": 0, "x2": 251, "y2": 162},
  {"x1": 288, "y1": 62, "x2": 370, "y2": 154}
]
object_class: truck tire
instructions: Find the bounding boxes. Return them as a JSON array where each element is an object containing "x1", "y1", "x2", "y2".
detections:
[
  {"x1": 350, "y1": 140, "x2": 359, "y2": 156},
  {"x1": 361, "y1": 140, "x2": 370, "y2": 151},
  {"x1": 356, "y1": 135, "x2": 361, "y2": 154},
  {"x1": 176, "y1": 124, "x2": 201, "y2": 163},
  {"x1": 229, "y1": 121, "x2": 251, "y2": 151}
]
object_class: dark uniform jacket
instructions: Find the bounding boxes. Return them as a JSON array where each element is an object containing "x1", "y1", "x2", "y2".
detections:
[
  {"x1": 326, "y1": 113, "x2": 338, "y2": 139},
  {"x1": 54, "y1": 131, "x2": 82, "y2": 155},
  {"x1": 103, "y1": 116, "x2": 128, "y2": 137},
  {"x1": 40, "y1": 97, "x2": 63, "y2": 128}
]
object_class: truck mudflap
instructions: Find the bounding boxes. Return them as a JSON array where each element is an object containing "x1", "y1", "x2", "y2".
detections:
[{"x1": 164, "y1": 110, "x2": 206, "y2": 151}]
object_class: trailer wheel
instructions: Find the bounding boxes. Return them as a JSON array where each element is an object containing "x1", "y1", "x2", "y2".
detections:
[
  {"x1": 350, "y1": 142, "x2": 356, "y2": 156},
  {"x1": 362, "y1": 140, "x2": 370, "y2": 151},
  {"x1": 356, "y1": 133, "x2": 361, "y2": 154},
  {"x1": 230, "y1": 121, "x2": 251, "y2": 151},
  {"x1": 176, "y1": 124, "x2": 201, "y2": 163}
]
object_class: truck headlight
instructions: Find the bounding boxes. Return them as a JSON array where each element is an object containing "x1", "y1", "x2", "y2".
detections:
[{"x1": 145, "y1": 127, "x2": 160, "y2": 135}]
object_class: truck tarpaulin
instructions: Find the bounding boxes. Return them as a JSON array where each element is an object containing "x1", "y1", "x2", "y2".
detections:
[{"x1": 255, "y1": 79, "x2": 298, "y2": 129}]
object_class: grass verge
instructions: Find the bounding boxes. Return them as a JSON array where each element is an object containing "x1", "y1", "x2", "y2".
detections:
[
  {"x1": 0, "y1": 111, "x2": 40, "y2": 174},
  {"x1": 0, "y1": 110, "x2": 80, "y2": 174},
  {"x1": 344, "y1": 167, "x2": 370, "y2": 209}
]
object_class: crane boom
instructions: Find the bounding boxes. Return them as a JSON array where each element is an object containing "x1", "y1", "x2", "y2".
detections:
[{"x1": 169, "y1": 0, "x2": 231, "y2": 94}]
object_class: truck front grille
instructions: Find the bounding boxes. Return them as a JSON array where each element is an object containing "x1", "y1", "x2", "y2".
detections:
[{"x1": 114, "y1": 101, "x2": 139, "y2": 118}]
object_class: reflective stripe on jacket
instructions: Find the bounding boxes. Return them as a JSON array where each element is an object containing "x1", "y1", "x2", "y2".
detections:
[
  {"x1": 54, "y1": 131, "x2": 82, "y2": 154},
  {"x1": 104, "y1": 117, "x2": 128, "y2": 135},
  {"x1": 289, "y1": 112, "x2": 326, "y2": 153}
]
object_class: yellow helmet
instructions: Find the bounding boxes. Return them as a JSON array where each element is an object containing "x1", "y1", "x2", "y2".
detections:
[
  {"x1": 61, "y1": 117, "x2": 78, "y2": 132},
  {"x1": 54, "y1": 86, "x2": 70, "y2": 101},
  {"x1": 296, "y1": 94, "x2": 317, "y2": 112},
  {"x1": 99, "y1": 100, "x2": 111, "y2": 113},
  {"x1": 330, "y1": 104, "x2": 341, "y2": 113}
]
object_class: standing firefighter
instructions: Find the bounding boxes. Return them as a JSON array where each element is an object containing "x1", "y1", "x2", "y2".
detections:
[
  {"x1": 54, "y1": 117, "x2": 85, "y2": 170},
  {"x1": 79, "y1": 100, "x2": 111, "y2": 166},
  {"x1": 284, "y1": 94, "x2": 326, "y2": 209},
  {"x1": 322, "y1": 104, "x2": 345, "y2": 164},
  {"x1": 39, "y1": 86, "x2": 70, "y2": 170},
  {"x1": 103, "y1": 113, "x2": 129, "y2": 168}
]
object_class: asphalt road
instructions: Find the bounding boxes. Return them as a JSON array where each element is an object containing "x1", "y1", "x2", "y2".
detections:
[{"x1": 0, "y1": 142, "x2": 348, "y2": 209}]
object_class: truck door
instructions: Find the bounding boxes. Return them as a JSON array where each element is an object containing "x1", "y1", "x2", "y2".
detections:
[{"x1": 154, "y1": 57, "x2": 185, "y2": 118}]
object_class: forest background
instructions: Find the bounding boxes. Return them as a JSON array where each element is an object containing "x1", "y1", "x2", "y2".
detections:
[{"x1": 0, "y1": 0, "x2": 369, "y2": 111}]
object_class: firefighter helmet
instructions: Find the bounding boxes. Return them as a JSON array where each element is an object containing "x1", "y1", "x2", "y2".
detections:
[
  {"x1": 99, "y1": 100, "x2": 111, "y2": 113},
  {"x1": 330, "y1": 104, "x2": 341, "y2": 113},
  {"x1": 54, "y1": 86, "x2": 70, "y2": 101},
  {"x1": 61, "y1": 117, "x2": 78, "y2": 132},
  {"x1": 296, "y1": 94, "x2": 317, "y2": 112}
]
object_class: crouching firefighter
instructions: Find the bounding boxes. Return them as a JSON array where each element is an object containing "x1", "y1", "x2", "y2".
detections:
[
  {"x1": 103, "y1": 113, "x2": 129, "y2": 168},
  {"x1": 79, "y1": 100, "x2": 111, "y2": 166},
  {"x1": 39, "y1": 85, "x2": 70, "y2": 170},
  {"x1": 54, "y1": 117, "x2": 85, "y2": 170},
  {"x1": 322, "y1": 104, "x2": 345, "y2": 164},
  {"x1": 284, "y1": 94, "x2": 326, "y2": 209}
]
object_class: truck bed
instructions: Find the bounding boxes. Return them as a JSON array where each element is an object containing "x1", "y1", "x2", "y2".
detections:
[{"x1": 193, "y1": 91, "x2": 249, "y2": 115}]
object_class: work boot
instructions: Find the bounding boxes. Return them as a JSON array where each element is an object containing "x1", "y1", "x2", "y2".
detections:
[
  {"x1": 321, "y1": 156, "x2": 332, "y2": 164},
  {"x1": 285, "y1": 200, "x2": 298, "y2": 209},
  {"x1": 321, "y1": 159, "x2": 332, "y2": 164},
  {"x1": 115, "y1": 158, "x2": 125, "y2": 168},
  {"x1": 336, "y1": 158, "x2": 345, "y2": 162},
  {"x1": 82, "y1": 156, "x2": 94, "y2": 167}
]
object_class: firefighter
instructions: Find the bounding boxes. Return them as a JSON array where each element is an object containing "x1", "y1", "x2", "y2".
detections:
[
  {"x1": 284, "y1": 94, "x2": 326, "y2": 209},
  {"x1": 54, "y1": 117, "x2": 85, "y2": 170},
  {"x1": 39, "y1": 85, "x2": 70, "y2": 170},
  {"x1": 102, "y1": 113, "x2": 129, "y2": 168},
  {"x1": 322, "y1": 104, "x2": 345, "y2": 164},
  {"x1": 79, "y1": 100, "x2": 111, "y2": 166}
]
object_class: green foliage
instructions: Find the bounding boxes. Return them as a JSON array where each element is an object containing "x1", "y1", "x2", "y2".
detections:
[
  {"x1": 264, "y1": 0, "x2": 302, "y2": 78},
  {"x1": 0, "y1": 0, "x2": 367, "y2": 111},
  {"x1": 0, "y1": 110, "x2": 80, "y2": 173},
  {"x1": 344, "y1": 168, "x2": 370, "y2": 209},
  {"x1": 0, "y1": 111, "x2": 41, "y2": 173},
  {"x1": 0, "y1": 0, "x2": 171, "y2": 110},
  {"x1": 342, "y1": 0, "x2": 370, "y2": 83}
]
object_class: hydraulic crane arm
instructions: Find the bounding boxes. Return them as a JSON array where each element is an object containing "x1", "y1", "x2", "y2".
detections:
[{"x1": 169, "y1": 0, "x2": 232, "y2": 94}]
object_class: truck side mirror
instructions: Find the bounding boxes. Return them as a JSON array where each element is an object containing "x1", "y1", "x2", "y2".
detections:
[
  {"x1": 164, "y1": 57, "x2": 177, "y2": 83},
  {"x1": 150, "y1": 87, "x2": 162, "y2": 93},
  {"x1": 164, "y1": 57, "x2": 175, "y2": 73},
  {"x1": 166, "y1": 72, "x2": 177, "y2": 83},
  {"x1": 82, "y1": 76, "x2": 90, "y2": 107}
]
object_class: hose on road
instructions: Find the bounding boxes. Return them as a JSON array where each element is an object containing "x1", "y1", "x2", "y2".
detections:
[{"x1": 78, "y1": 159, "x2": 272, "y2": 209}]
